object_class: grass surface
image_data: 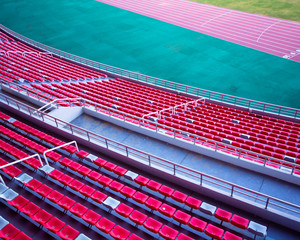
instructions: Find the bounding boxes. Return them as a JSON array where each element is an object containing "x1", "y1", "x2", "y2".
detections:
[
  {"x1": 191, "y1": 0, "x2": 300, "y2": 22},
  {"x1": 1, "y1": 0, "x2": 300, "y2": 108}
]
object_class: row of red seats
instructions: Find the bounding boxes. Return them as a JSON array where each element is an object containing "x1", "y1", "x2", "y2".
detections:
[
  {"x1": 51, "y1": 158, "x2": 245, "y2": 240},
  {"x1": 0, "y1": 216, "x2": 32, "y2": 240},
  {"x1": 0, "y1": 34, "x2": 106, "y2": 81},
  {"x1": 73, "y1": 151, "x2": 256, "y2": 237},
  {"x1": 1, "y1": 189, "x2": 81, "y2": 240},
  {"x1": 23, "y1": 176, "x2": 144, "y2": 240}
]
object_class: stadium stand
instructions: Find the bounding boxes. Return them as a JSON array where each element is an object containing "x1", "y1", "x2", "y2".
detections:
[{"x1": 0, "y1": 25, "x2": 299, "y2": 240}]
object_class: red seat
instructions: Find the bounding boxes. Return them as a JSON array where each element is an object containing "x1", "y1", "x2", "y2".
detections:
[
  {"x1": 127, "y1": 233, "x2": 144, "y2": 240},
  {"x1": 44, "y1": 217, "x2": 66, "y2": 233},
  {"x1": 47, "y1": 190, "x2": 64, "y2": 204},
  {"x1": 173, "y1": 210, "x2": 191, "y2": 225},
  {"x1": 59, "y1": 174, "x2": 74, "y2": 186},
  {"x1": 95, "y1": 217, "x2": 116, "y2": 234},
  {"x1": 87, "y1": 170, "x2": 102, "y2": 181},
  {"x1": 69, "y1": 161, "x2": 82, "y2": 171},
  {"x1": 115, "y1": 203, "x2": 133, "y2": 218},
  {"x1": 177, "y1": 233, "x2": 195, "y2": 240},
  {"x1": 171, "y1": 191, "x2": 188, "y2": 203},
  {"x1": 36, "y1": 184, "x2": 53, "y2": 198},
  {"x1": 57, "y1": 225, "x2": 79, "y2": 240},
  {"x1": 134, "y1": 175, "x2": 149, "y2": 186},
  {"x1": 94, "y1": 158, "x2": 107, "y2": 168},
  {"x1": 20, "y1": 202, "x2": 40, "y2": 217},
  {"x1": 185, "y1": 196, "x2": 201, "y2": 210},
  {"x1": 159, "y1": 225, "x2": 178, "y2": 240},
  {"x1": 11, "y1": 232, "x2": 32, "y2": 240},
  {"x1": 24, "y1": 179, "x2": 42, "y2": 191},
  {"x1": 82, "y1": 210, "x2": 101, "y2": 226},
  {"x1": 31, "y1": 209, "x2": 53, "y2": 225},
  {"x1": 58, "y1": 196, "x2": 76, "y2": 211},
  {"x1": 103, "y1": 162, "x2": 117, "y2": 171},
  {"x1": 48, "y1": 169, "x2": 64, "y2": 180},
  {"x1": 158, "y1": 185, "x2": 174, "y2": 198},
  {"x1": 68, "y1": 179, "x2": 84, "y2": 191},
  {"x1": 129, "y1": 210, "x2": 148, "y2": 226},
  {"x1": 79, "y1": 185, "x2": 96, "y2": 198},
  {"x1": 230, "y1": 214, "x2": 249, "y2": 229},
  {"x1": 204, "y1": 224, "x2": 224, "y2": 240},
  {"x1": 7, "y1": 195, "x2": 29, "y2": 211},
  {"x1": 78, "y1": 166, "x2": 92, "y2": 177},
  {"x1": 91, "y1": 190, "x2": 108, "y2": 204},
  {"x1": 214, "y1": 208, "x2": 232, "y2": 223},
  {"x1": 59, "y1": 157, "x2": 73, "y2": 167},
  {"x1": 0, "y1": 223, "x2": 20, "y2": 239},
  {"x1": 113, "y1": 166, "x2": 128, "y2": 176},
  {"x1": 110, "y1": 225, "x2": 131, "y2": 240},
  {"x1": 132, "y1": 191, "x2": 149, "y2": 204},
  {"x1": 109, "y1": 181, "x2": 124, "y2": 192},
  {"x1": 145, "y1": 197, "x2": 162, "y2": 211},
  {"x1": 70, "y1": 203, "x2": 88, "y2": 217},
  {"x1": 120, "y1": 186, "x2": 136, "y2": 199},
  {"x1": 158, "y1": 203, "x2": 176, "y2": 218},
  {"x1": 75, "y1": 150, "x2": 89, "y2": 159},
  {"x1": 223, "y1": 231, "x2": 243, "y2": 240},
  {"x1": 143, "y1": 217, "x2": 163, "y2": 233},
  {"x1": 188, "y1": 217, "x2": 207, "y2": 232},
  {"x1": 146, "y1": 180, "x2": 162, "y2": 191},
  {"x1": 98, "y1": 175, "x2": 113, "y2": 187}
]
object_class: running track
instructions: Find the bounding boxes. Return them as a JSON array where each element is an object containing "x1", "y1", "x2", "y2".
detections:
[{"x1": 97, "y1": 0, "x2": 300, "y2": 62}]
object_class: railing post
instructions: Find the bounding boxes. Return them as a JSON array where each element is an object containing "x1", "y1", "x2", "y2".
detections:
[
  {"x1": 173, "y1": 165, "x2": 176, "y2": 175},
  {"x1": 265, "y1": 198, "x2": 270, "y2": 209},
  {"x1": 70, "y1": 125, "x2": 73, "y2": 134},
  {"x1": 105, "y1": 139, "x2": 108, "y2": 149},
  {"x1": 55, "y1": 118, "x2": 58, "y2": 127},
  {"x1": 87, "y1": 132, "x2": 90, "y2": 141},
  {"x1": 148, "y1": 155, "x2": 151, "y2": 166},
  {"x1": 231, "y1": 186, "x2": 234, "y2": 197}
]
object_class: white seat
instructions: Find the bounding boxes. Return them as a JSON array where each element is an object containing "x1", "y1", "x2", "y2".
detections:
[
  {"x1": 75, "y1": 233, "x2": 92, "y2": 240},
  {"x1": 0, "y1": 183, "x2": 8, "y2": 194},
  {"x1": 102, "y1": 197, "x2": 120, "y2": 212},
  {"x1": 86, "y1": 154, "x2": 98, "y2": 162},
  {"x1": 14, "y1": 173, "x2": 33, "y2": 184},
  {"x1": 39, "y1": 164, "x2": 54, "y2": 174},
  {"x1": 124, "y1": 171, "x2": 138, "y2": 181},
  {"x1": 248, "y1": 221, "x2": 267, "y2": 237},
  {"x1": 0, "y1": 188, "x2": 18, "y2": 201},
  {"x1": 199, "y1": 202, "x2": 216, "y2": 216},
  {"x1": 0, "y1": 216, "x2": 9, "y2": 230}
]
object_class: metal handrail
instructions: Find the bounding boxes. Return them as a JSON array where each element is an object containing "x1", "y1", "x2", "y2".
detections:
[
  {"x1": 0, "y1": 24, "x2": 299, "y2": 119},
  {"x1": 0, "y1": 154, "x2": 44, "y2": 185},
  {"x1": 35, "y1": 97, "x2": 83, "y2": 113},
  {"x1": 0, "y1": 93, "x2": 299, "y2": 218},
  {"x1": 43, "y1": 141, "x2": 79, "y2": 165},
  {"x1": 1, "y1": 82, "x2": 299, "y2": 176}
]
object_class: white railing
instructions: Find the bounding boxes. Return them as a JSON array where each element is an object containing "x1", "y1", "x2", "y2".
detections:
[
  {"x1": 1, "y1": 83, "x2": 299, "y2": 177},
  {"x1": 0, "y1": 93, "x2": 300, "y2": 220},
  {"x1": 0, "y1": 154, "x2": 44, "y2": 185},
  {"x1": 1, "y1": 24, "x2": 299, "y2": 119}
]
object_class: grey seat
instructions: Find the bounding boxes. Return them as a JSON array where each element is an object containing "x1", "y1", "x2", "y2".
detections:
[
  {"x1": 199, "y1": 202, "x2": 217, "y2": 216},
  {"x1": 0, "y1": 183, "x2": 8, "y2": 194},
  {"x1": 75, "y1": 233, "x2": 92, "y2": 240},
  {"x1": 248, "y1": 221, "x2": 267, "y2": 237},
  {"x1": 0, "y1": 188, "x2": 18, "y2": 201},
  {"x1": 0, "y1": 216, "x2": 9, "y2": 230},
  {"x1": 102, "y1": 197, "x2": 120, "y2": 212},
  {"x1": 39, "y1": 164, "x2": 54, "y2": 174},
  {"x1": 14, "y1": 173, "x2": 33, "y2": 184},
  {"x1": 124, "y1": 171, "x2": 138, "y2": 181}
]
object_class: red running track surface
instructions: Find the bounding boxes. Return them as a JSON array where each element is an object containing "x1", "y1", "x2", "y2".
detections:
[{"x1": 97, "y1": 0, "x2": 300, "y2": 62}]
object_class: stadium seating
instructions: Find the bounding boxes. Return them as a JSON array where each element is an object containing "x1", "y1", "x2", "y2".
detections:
[{"x1": 0, "y1": 110, "x2": 269, "y2": 239}]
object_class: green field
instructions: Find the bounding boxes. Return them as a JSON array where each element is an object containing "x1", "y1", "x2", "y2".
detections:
[
  {"x1": 1, "y1": 0, "x2": 300, "y2": 109},
  {"x1": 191, "y1": 0, "x2": 300, "y2": 22}
]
